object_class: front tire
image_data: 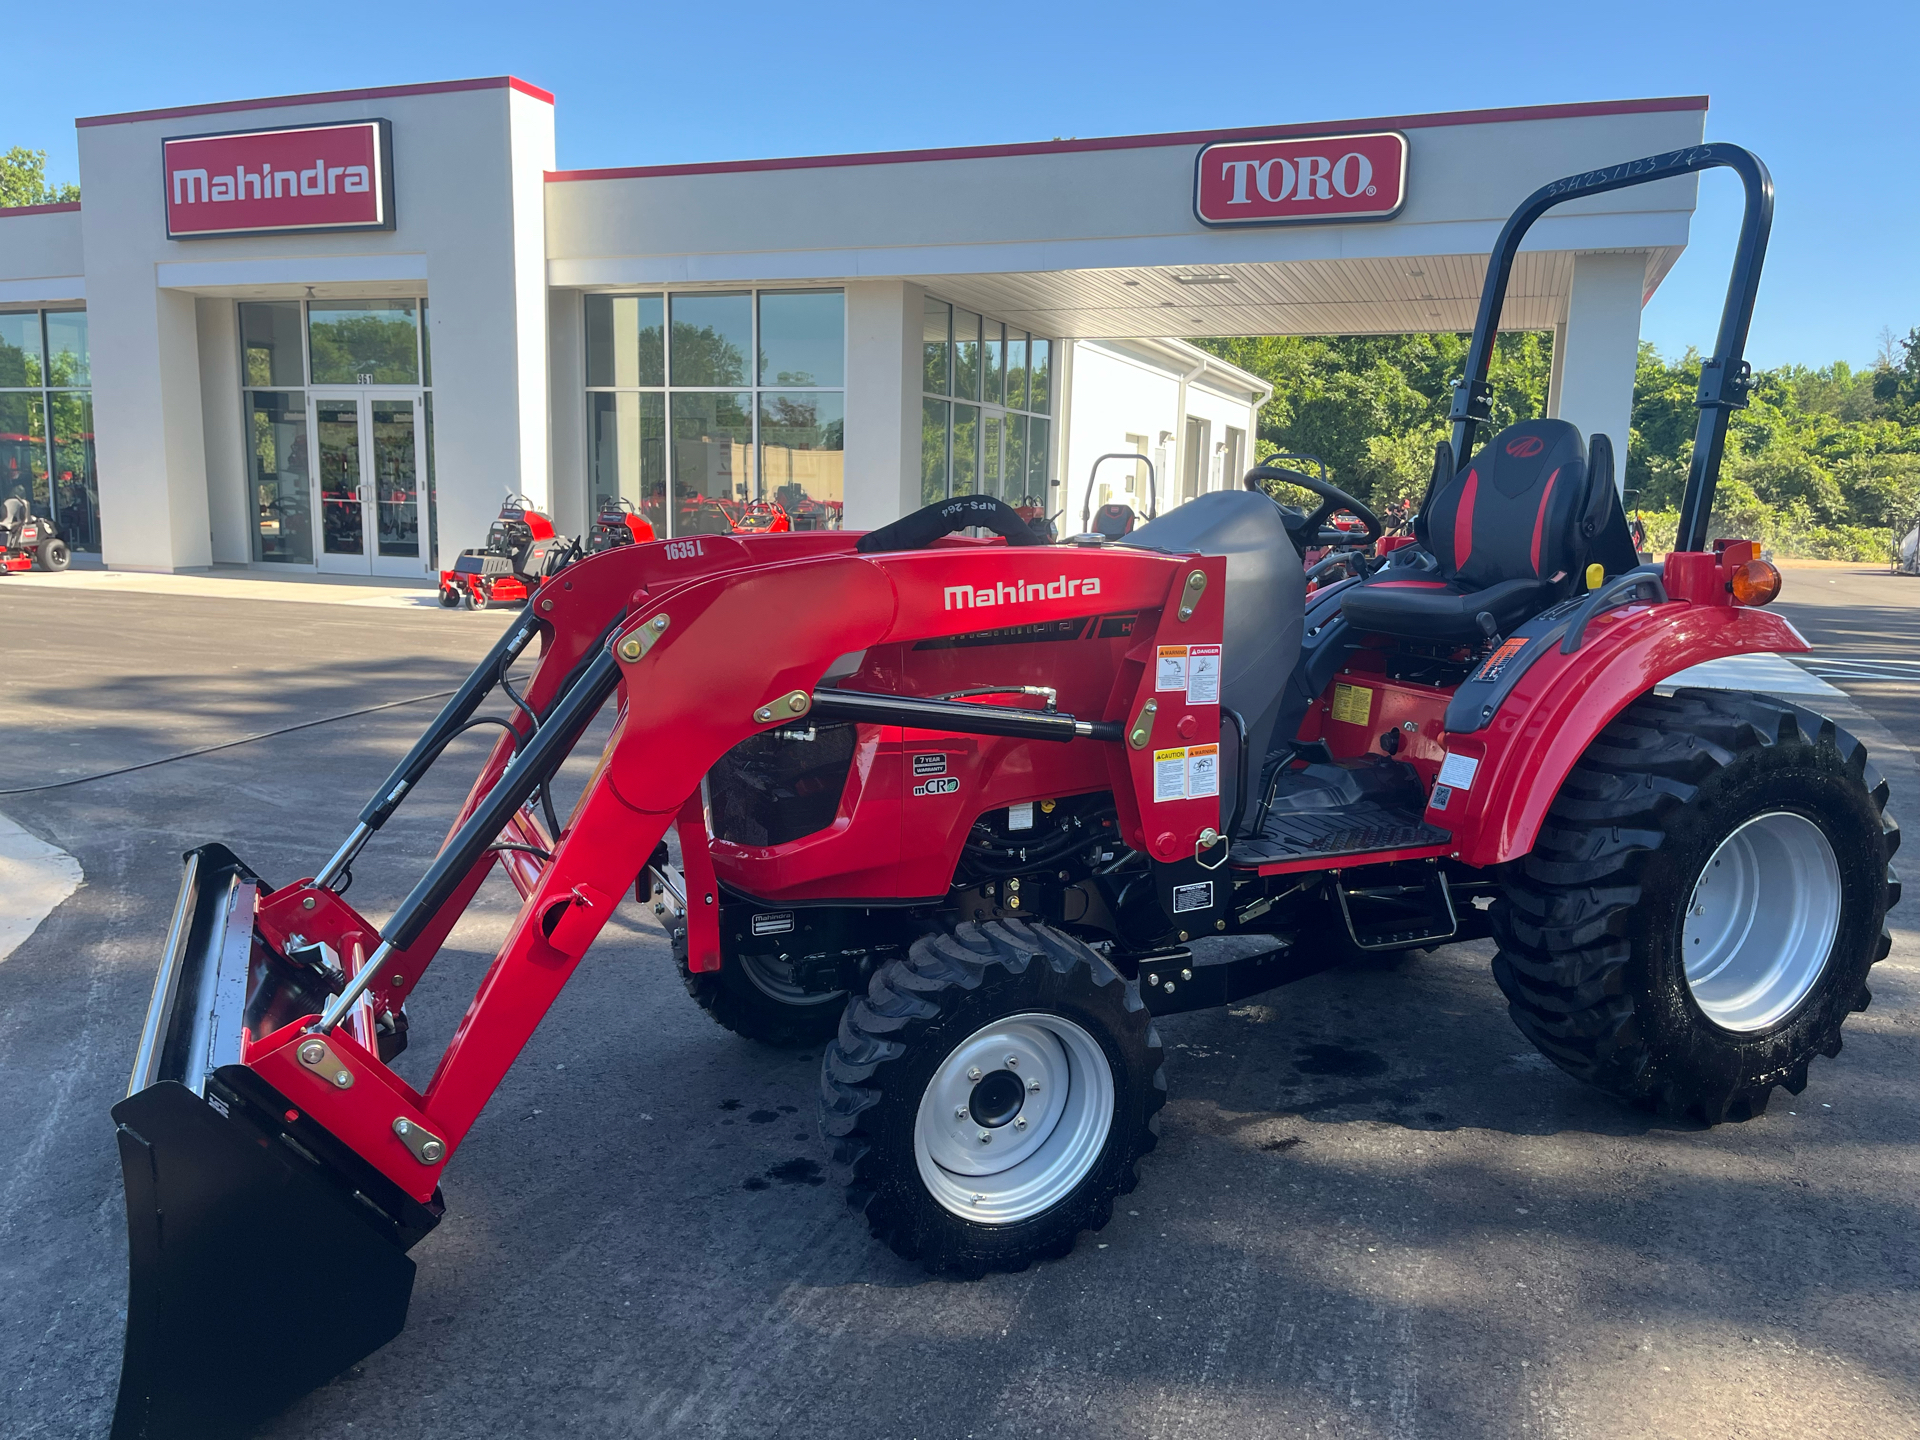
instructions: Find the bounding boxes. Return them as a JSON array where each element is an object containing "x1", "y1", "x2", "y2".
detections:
[
  {"x1": 821, "y1": 920, "x2": 1164, "y2": 1277},
  {"x1": 37, "y1": 537, "x2": 70, "y2": 571},
  {"x1": 1494, "y1": 690, "x2": 1900, "y2": 1123},
  {"x1": 671, "y1": 921, "x2": 844, "y2": 1048}
]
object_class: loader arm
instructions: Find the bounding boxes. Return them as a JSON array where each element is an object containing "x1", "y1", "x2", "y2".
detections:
[{"x1": 111, "y1": 531, "x2": 1221, "y2": 1440}]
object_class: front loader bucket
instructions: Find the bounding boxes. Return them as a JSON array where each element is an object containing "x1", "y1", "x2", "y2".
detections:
[{"x1": 112, "y1": 845, "x2": 426, "y2": 1440}]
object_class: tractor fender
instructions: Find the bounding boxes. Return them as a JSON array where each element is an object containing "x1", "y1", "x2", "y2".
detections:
[{"x1": 1448, "y1": 600, "x2": 1809, "y2": 868}]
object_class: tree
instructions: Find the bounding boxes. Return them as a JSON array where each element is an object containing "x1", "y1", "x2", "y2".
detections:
[{"x1": 1, "y1": 147, "x2": 79, "y2": 208}]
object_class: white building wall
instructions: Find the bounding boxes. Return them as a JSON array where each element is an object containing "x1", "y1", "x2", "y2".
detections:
[
  {"x1": 72, "y1": 80, "x2": 554, "y2": 572},
  {"x1": 844, "y1": 280, "x2": 924, "y2": 528},
  {"x1": 1062, "y1": 340, "x2": 1260, "y2": 535},
  {"x1": 0, "y1": 209, "x2": 85, "y2": 304},
  {"x1": 195, "y1": 298, "x2": 248, "y2": 564}
]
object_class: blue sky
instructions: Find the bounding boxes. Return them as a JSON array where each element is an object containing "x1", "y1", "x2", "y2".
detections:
[{"x1": 12, "y1": 0, "x2": 1916, "y2": 370}]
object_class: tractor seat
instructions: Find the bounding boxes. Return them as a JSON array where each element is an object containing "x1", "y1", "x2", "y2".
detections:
[{"x1": 1342, "y1": 419, "x2": 1624, "y2": 644}]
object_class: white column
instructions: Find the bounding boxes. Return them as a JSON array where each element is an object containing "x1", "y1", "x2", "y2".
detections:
[
  {"x1": 1554, "y1": 252, "x2": 1645, "y2": 490},
  {"x1": 546, "y1": 288, "x2": 586, "y2": 539},
  {"x1": 196, "y1": 299, "x2": 250, "y2": 564},
  {"x1": 88, "y1": 283, "x2": 212, "y2": 571},
  {"x1": 1545, "y1": 321, "x2": 1568, "y2": 418},
  {"x1": 843, "y1": 279, "x2": 922, "y2": 528}
]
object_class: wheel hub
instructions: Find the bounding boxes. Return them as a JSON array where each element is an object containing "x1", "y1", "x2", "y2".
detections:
[
  {"x1": 914, "y1": 1014, "x2": 1115, "y2": 1224},
  {"x1": 1682, "y1": 810, "x2": 1842, "y2": 1032}
]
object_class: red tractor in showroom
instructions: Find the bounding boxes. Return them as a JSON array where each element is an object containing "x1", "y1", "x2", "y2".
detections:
[{"x1": 110, "y1": 143, "x2": 1896, "y2": 1439}]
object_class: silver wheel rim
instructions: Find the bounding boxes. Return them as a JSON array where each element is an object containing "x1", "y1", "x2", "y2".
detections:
[
  {"x1": 913, "y1": 1012, "x2": 1114, "y2": 1224},
  {"x1": 1682, "y1": 810, "x2": 1842, "y2": 1032},
  {"x1": 736, "y1": 951, "x2": 843, "y2": 1008}
]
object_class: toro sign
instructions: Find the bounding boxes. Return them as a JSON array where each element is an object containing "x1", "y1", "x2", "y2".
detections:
[
  {"x1": 1194, "y1": 131, "x2": 1407, "y2": 227},
  {"x1": 163, "y1": 120, "x2": 395, "y2": 239}
]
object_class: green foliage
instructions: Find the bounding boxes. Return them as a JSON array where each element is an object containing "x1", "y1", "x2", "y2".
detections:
[
  {"x1": 1, "y1": 147, "x2": 79, "y2": 208},
  {"x1": 1199, "y1": 327, "x2": 1920, "y2": 561}
]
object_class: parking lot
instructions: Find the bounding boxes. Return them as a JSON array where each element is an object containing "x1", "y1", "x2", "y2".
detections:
[{"x1": 1, "y1": 564, "x2": 1915, "y2": 1440}]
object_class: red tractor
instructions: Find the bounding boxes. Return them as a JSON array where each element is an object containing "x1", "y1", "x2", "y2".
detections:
[
  {"x1": 111, "y1": 144, "x2": 1898, "y2": 1439},
  {"x1": 437, "y1": 494, "x2": 573, "y2": 609}
]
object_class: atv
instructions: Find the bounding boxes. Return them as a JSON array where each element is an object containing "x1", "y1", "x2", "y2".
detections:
[
  {"x1": 109, "y1": 143, "x2": 1899, "y2": 1440},
  {"x1": 438, "y1": 493, "x2": 573, "y2": 609},
  {"x1": 1, "y1": 494, "x2": 71, "y2": 573}
]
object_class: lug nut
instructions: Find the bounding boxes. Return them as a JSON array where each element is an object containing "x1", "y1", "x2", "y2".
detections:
[
  {"x1": 968, "y1": 1067, "x2": 982, "y2": 1081},
  {"x1": 1014, "y1": 1116, "x2": 1028, "y2": 1130},
  {"x1": 978, "y1": 1130, "x2": 992, "y2": 1143},
  {"x1": 1028, "y1": 1080, "x2": 1041, "y2": 1092},
  {"x1": 1005, "y1": 1056, "x2": 1019, "y2": 1068},
  {"x1": 955, "y1": 1106, "x2": 968, "y2": 1119},
  {"x1": 298, "y1": 1040, "x2": 325, "y2": 1066}
]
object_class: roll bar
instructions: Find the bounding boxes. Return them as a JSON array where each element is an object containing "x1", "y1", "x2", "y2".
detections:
[
  {"x1": 1082, "y1": 453, "x2": 1157, "y2": 532},
  {"x1": 1446, "y1": 143, "x2": 1773, "y2": 554}
]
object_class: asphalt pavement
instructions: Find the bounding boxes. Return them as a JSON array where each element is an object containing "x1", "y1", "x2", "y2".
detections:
[{"x1": 0, "y1": 573, "x2": 1914, "y2": 1440}]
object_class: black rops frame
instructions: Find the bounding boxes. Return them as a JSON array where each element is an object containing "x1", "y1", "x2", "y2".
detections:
[{"x1": 1444, "y1": 143, "x2": 1773, "y2": 554}]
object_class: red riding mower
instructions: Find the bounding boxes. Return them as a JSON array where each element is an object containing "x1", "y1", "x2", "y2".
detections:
[
  {"x1": 437, "y1": 494, "x2": 574, "y2": 610},
  {"x1": 111, "y1": 144, "x2": 1899, "y2": 1439},
  {"x1": 584, "y1": 495, "x2": 658, "y2": 554},
  {"x1": 1, "y1": 494, "x2": 71, "y2": 573}
]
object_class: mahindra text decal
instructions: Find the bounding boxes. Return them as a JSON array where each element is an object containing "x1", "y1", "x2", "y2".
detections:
[
  {"x1": 162, "y1": 120, "x2": 395, "y2": 239},
  {"x1": 943, "y1": 575, "x2": 1102, "y2": 611},
  {"x1": 1193, "y1": 131, "x2": 1407, "y2": 227}
]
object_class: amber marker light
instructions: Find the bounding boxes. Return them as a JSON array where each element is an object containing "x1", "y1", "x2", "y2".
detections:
[{"x1": 1729, "y1": 558, "x2": 1782, "y2": 606}]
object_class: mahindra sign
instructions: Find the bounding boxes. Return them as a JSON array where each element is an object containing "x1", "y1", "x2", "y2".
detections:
[
  {"x1": 1193, "y1": 131, "x2": 1407, "y2": 227},
  {"x1": 162, "y1": 120, "x2": 395, "y2": 239}
]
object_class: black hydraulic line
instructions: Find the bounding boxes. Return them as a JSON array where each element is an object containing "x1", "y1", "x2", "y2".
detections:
[
  {"x1": 353, "y1": 608, "x2": 542, "y2": 833},
  {"x1": 1221, "y1": 707, "x2": 1250, "y2": 840},
  {"x1": 1445, "y1": 143, "x2": 1772, "y2": 554},
  {"x1": 809, "y1": 688, "x2": 1123, "y2": 743},
  {"x1": 382, "y1": 647, "x2": 623, "y2": 952}
]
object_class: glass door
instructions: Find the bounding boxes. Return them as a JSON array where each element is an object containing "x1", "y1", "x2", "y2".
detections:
[{"x1": 310, "y1": 390, "x2": 426, "y2": 577}]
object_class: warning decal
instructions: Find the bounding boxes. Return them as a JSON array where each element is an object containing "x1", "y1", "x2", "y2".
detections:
[
  {"x1": 1154, "y1": 747, "x2": 1189, "y2": 802},
  {"x1": 1186, "y1": 644, "x2": 1221, "y2": 704},
  {"x1": 1156, "y1": 646, "x2": 1189, "y2": 692},
  {"x1": 1472, "y1": 637, "x2": 1529, "y2": 684},
  {"x1": 1186, "y1": 743, "x2": 1220, "y2": 799},
  {"x1": 1437, "y1": 751, "x2": 1480, "y2": 790},
  {"x1": 1330, "y1": 682, "x2": 1373, "y2": 726}
]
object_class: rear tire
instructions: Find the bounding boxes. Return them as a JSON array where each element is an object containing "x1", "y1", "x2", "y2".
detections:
[
  {"x1": 821, "y1": 920, "x2": 1164, "y2": 1277},
  {"x1": 37, "y1": 537, "x2": 69, "y2": 572},
  {"x1": 671, "y1": 921, "x2": 844, "y2": 1048},
  {"x1": 1494, "y1": 690, "x2": 1899, "y2": 1123},
  {"x1": 438, "y1": 586, "x2": 460, "y2": 608}
]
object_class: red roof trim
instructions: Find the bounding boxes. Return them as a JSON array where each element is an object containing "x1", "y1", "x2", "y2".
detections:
[
  {"x1": 0, "y1": 201, "x2": 82, "y2": 218},
  {"x1": 76, "y1": 76, "x2": 552, "y2": 128},
  {"x1": 546, "y1": 96, "x2": 1709, "y2": 184}
]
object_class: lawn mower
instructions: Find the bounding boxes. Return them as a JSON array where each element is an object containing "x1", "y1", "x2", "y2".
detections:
[
  {"x1": 110, "y1": 142, "x2": 1900, "y2": 1440},
  {"x1": 437, "y1": 493, "x2": 573, "y2": 609},
  {"x1": 1, "y1": 493, "x2": 71, "y2": 573},
  {"x1": 583, "y1": 495, "x2": 657, "y2": 554}
]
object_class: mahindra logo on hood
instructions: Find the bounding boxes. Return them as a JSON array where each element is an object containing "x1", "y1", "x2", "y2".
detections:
[
  {"x1": 944, "y1": 575, "x2": 1102, "y2": 611},
  {"x1": 1505, "y1": 435, "x2": 1545, "y2": 458},
  {"x1": 163, "y1": 120, "x2": 395, "y2": 239},
  {"x1": 1194, "y1": 131, "x2": 1407, "y2": 227}
]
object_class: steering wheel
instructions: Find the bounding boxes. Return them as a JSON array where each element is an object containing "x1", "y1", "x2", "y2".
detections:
[{"x1": 1242, "y1": 463, "x2": 1383, "y2": 557}]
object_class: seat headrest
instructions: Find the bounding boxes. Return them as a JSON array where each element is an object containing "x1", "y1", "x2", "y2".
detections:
[{"x1": 1471, "y1": 420, "x2": 1586, "y2": 500}]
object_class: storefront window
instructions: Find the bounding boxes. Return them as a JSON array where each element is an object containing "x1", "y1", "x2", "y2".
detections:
[
  {"x1": 922, "y1": 397, "x2": 949, "y2": 507},
  {"x1": 923, "y1": 298, "x2": 950, "y2": 396},
  {"x1": 239, "y1": 297, "x2": 434, "y2": 566},
  {"x1": 671, "y1": 391, "x2": 753, "y2": 533},
  {"x1": 587, "y1": 390, "x2": 667, "y2": 535},
  {"x1": 586, "y1": 294, "x2": 664, "y2": 388},
  {"x1": 247, "y1": 390, "x2": 311, "y2": 563},
  {"x1": 670, "y1": 293, "x2": 752, "y2": 387},
  {"x1": 585, "y1": 288, "x2": 844, "y2": 537},
  {"x1": 1, "y1": 308, "x2": 98, "y2": 552},
  {"x1": 307, "y1": 300, "x2": 420, "y2": 385},
  {"x1": 758, "y1": 391, "x2": 843, "y2": 530},
  {"x1": 758, "y1": 292, "x2": 844, "y2": 388},
  {"x1": 920, "y1": 305, "x2": 1053, "y2": 505},
  {"x1": 242, "y1": 302, "x2": 304, "y2": 387}
]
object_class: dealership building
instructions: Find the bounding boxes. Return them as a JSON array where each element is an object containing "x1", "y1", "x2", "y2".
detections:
[{"x1": 0, "y1": 78, "x2": 1709, "y2": 578}]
